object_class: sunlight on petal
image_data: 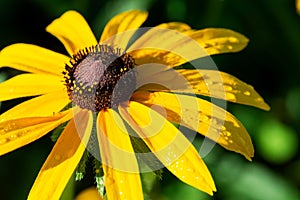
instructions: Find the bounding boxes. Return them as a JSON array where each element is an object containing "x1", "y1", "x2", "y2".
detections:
[
  {"x1": 128, "y1": 27, "x2": 207, "y2": 67},
  {"x1": 119, "y1": 101, "x2": 216, "y2": 195},
  {"x1": 101, "y1": 166, "x2": 143, "y2": 200},
  {"x1": 129, "y1": 48, "x2": 188, "y2": 67},
  {"x1": 100, "y1": 10, "x2": 148, "y2": 50},
  {"x1": 0, "y1": 43, "x2": 68, "y2": 76},
  {"x1": 0, "y1": 110, "x2": 73, "y2": 156},
  {"x1": 186, "y1": 28, "x2": 249, "y2": 55},
  {"x1": 158, "y1": 26, "x2": 249, "y2": 55},
  {"x1": 0, "y1": 91, "x2": 70, "y2": 122},
  {"x1": 97, "y1": 109, "x2": 140, "y2": 172},
  {"x1": 97, "y1": 109, "x2": 143, "y2": 200},
  {"x1": 132, "y1": 91, "x2": 254, "y2": 160},
  {"x1": 129, "y1": 22, "x2": 191, "y2": 66},
  {"x1": 28, "y1": 109, "x2": 93, "y2": 200},
  {"x1": 136, "y1": 68, "x2": 270, "y2": 110},
  {"x1": 156, "y1": 22, "x2": 192, "y2": 32},
  {"x1": 46, "y1": 10, "x2": 97, "y2": 56},
  {"x1": 177, "y1": 69, "x2": 270, "y2": 110},
  {"x1": 0, "y1": 73, "x2": 65, "y2": 101},
  {"x1": 129, "y1": 27, "x2": 248, "y2": 67}
]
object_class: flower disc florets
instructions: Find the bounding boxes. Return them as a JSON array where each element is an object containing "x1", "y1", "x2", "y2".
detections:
[{"x1": 64, "y1": 44, "x2": 136, "y2": 112}]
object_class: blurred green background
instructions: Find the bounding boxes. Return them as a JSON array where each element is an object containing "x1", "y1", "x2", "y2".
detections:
[{"x1": 0, "y1": 0, "x2": 300, "y2": 199}]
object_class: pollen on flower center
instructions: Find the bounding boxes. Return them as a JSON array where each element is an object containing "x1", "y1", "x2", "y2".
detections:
[{"x1": 64, "y1": 44, "x2": 136, "y2": 112}]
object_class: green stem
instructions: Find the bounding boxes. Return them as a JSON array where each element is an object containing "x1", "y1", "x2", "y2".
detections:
[{"x1": 60, "y1": 174, "x2": 75, "y2": 200}]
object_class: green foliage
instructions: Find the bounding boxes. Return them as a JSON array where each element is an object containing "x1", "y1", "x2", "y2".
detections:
[
  {"x1": 0, "y1": 0, "x2": 299, "y2": 199},
  {"x1": 257, "y1": 118, "x2": 298, "y2": 164}
]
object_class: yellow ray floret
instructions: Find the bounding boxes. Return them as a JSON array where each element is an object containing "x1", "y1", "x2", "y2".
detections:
[
  {"x1": 97, "y1": 109, "x2": 143, "y2": 200},
  {"x1": 0, "y1": 110, "x2": 73, "y2": 156},
  {"x1": 28, "y1": 109, "x2": 93, "y2": 200},
  {"x1": 46, "y1": 10, "x2": 97, "y2": 55},
  {"x1": 0, "y1": 91, "x2": 70, "y2": 121},
  {"x1": 100, "y1": 10, "x2": 148, "y2": 50},
  {"x1": 119, "y1": 102, "x2": 216, "y2": 195},
  {"x1": 0, "y1": 73, "x2": 64, "y2": 101},
  {"x1": 0, "y1": 43, "x2": 68, "y2": 75},
  {"x1": 132, "y1": 91, "x2": 254, "y2": 160}
]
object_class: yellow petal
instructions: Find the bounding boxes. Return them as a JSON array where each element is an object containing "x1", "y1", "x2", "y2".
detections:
[
  {"x1": 0, "y1": 110, "x2": 73, "y2": 156},
  {"x1": 129, "y1": 27, "x2": 248, "y2": 67},
  {"x1": 0, "y1": 73, "x2": 65, "y2": 101},
  {"x1": 129, "y1": 49, "x2": 187, "y2": 67},
  {"x1": 28, "y1": 109, "x2": 93, "y2": 200},
  {"x1": 97, "y1": 109, "x2": 143, "y2": 200},
  {"x1": 101, "y1": 166, "x2": 143, "y2": 200},
  {"x1": 297, "y1": 0, "x2": 300, "y2": 14},
  {"x1": 134, "y1": 64, "x2": 195, "y2": 93},
  {"x1": 156, "y1": 22, "x2": 192, "y2": 32},
  {"x1": 186, "y1": 28, "x2": 249, "y2": 55},
  {"x1": 177, "y1": 69, "x2": 270, "y2": 110},
  {"x1": 46, "y1": 10, "x2": 97, "y2": 56},
  {"x1": 136, "y1": 68, "x2": 270, "y2": 110},
  {"x1": 100, "y1": 10, "x2": 148, "y2": 50},
  {"x1": 97, "y1": 109, "x2": 140, "y2": 172},
  {"x1": 119, "y1": 102, "x2": 216, "y2": 195},
  {"x1": 0, "y1": 90, "x2": 70, "y2": 122},
  {"x1": 129, "y1": 26, "x2": 192, "y2": 51},
  {"x1": 129, "y1": 27, "x2": 207, "y2": 67},
  {"x1": 132, "y1": 91, "x2": 254, "y2": 160},
  {"x1": 0, "y1": 43, "x2": 68, "y2": 75},
  {"x1": 129, "y1": 22, "x2": 191, "y2": 66}
]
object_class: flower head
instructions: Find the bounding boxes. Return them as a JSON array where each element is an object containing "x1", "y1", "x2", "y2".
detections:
[{"x1": 0, "y1": 10, "x2": 269, "y2": 199}]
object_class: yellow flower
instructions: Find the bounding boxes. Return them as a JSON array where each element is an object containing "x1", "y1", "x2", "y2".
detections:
[
  {"x1": 75, "y1": 187, "x2": 103, "y2": 200},
  {"x1": 297, "y1": 0, "x2": 300, "y2": 14},
  {"x1": 0, "y1": 10, "x2": 269, "y2": 199}
]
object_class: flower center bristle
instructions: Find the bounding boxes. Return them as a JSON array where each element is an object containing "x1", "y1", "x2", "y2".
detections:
[{"x1": 64, "y1": 44, "x2": 136, "y2": 112}]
